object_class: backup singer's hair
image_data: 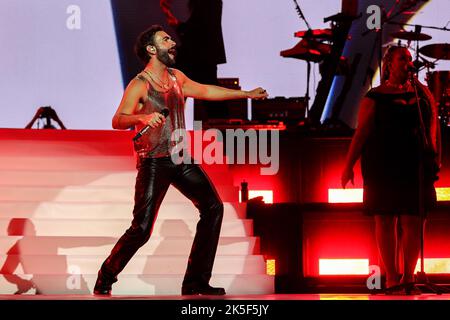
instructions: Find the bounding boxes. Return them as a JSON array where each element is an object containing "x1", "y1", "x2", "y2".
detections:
[{"x1": 381, "y1": 45, "x2": 405, "y2": 82}]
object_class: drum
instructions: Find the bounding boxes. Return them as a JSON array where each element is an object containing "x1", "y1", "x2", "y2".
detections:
[
  {"x1": 426, "y1": 71, "x2": 450, "y2": 103},
  {"x1": 427, "y1": 71, "x2": 450, "y2": 126}
]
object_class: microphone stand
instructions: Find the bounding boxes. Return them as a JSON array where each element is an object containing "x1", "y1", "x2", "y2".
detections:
[
  {"x1": 408, "y1": 74, "x2": 449, "y2": 294},
  {"x1": 292, "y1": 0, "x2": 312, "y2": 120},
  {"x1": 292, "y1": 0, "x2": 311, "y2": 31}
]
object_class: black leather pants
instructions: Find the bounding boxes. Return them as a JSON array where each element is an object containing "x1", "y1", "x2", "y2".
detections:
[{"x1": 99, "y1": 157, "x2": 224, "y2": 287}]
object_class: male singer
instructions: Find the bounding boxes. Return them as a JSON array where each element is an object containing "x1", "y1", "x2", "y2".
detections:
[{"x1": 93, "y1": 25, "x2": 267, "y2": 296}]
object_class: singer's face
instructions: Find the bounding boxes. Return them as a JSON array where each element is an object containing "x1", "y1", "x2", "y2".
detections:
[
  {"x1": 390, "y1": 48, "x2": 413, "y2": 78},
  {"x1": 153, "y1": 31, "x2": 177, "y2": 66}
]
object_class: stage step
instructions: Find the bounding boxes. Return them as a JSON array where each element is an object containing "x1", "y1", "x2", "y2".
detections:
[
  {"x1": 0, "y1": 254, "x2": 266, "y2": 275},
  {"x1": 0, "y1": 185, "x2": 240, "y2": 202},
  {"x1": 0, "y1": 155, "x2": 230, "y2": 172},
  {"x1": 0, "y1": 202, "x2": 247, "y2": 219},
  {"x1": 0, "y1": 236, "x2": 260, "y2": 255},
  {"x1": 0, "y1": 129, "x2": 136, "y2": 156},
  {"x1": 0, "y1": 274, "x2": 274, "y2": 295},
  {"x1": 0, "y1": 155, "x2": 136, "y2": 171},
  {"x1": 0, "y1": 169, "x2": 234, "y2": 186},
  {"x1": 0, "y1": 218, "x2": 253, "y2": 237},
  {"x1": 0, "y1": 129, "x2": 274, "y2": 295}
]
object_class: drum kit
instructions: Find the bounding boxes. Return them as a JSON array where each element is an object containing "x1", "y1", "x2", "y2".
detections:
[{"x1": 391, "y1": 30, "x2": 449, "y2": 125}]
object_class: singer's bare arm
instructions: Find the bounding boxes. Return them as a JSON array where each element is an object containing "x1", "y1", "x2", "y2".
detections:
[
  {"x1": 173, "y1": 69, "x2": 268, "y2": 101},
  {"x1": 112, "y1": 79, "x2": 165, "y2": 130},
  {"x1": 341, "y1": 97, "x2": 375, "y2": 188}
]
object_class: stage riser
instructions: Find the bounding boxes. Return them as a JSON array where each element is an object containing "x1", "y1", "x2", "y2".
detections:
[
  {"x1": 0, "y1": 202, "x2": 246, "y2": 220},
  {"x1": 0, "y1": 274, "x2": 274, "y2": 295},
  {"x1": 0, "y1": 219, "x2": 253, "y2": 237},
  {"x1": 302, "y1": 210, "x2": 450, "y2": 277},
  {"x1": 0, "y1": 129, "x2": 273, "y2": 295},
  {"x1": 0, "y1": 237, "x2": 260, "y2": 255},
  {"x1": 0, "y1": 185, "x2": 240, "y2": 203},
  {"x1": 0, "y1": 255, "x2": 266, "y2": 275},
  {"x1": 0, "y1": 170, "x2": 234, "y2": 187}
]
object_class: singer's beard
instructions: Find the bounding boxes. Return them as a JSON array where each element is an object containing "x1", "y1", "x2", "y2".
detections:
[{"x1": 156, "y1": 47, "x2": 176, "y2": 67}]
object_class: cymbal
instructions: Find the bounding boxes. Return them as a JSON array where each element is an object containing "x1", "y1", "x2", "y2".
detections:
[
  {"x1": 420, "y1": 43, "x2": 450, "y2": 60},
  {"x1": 391, "y1": 30, "x2": 432, "y2": 41}
]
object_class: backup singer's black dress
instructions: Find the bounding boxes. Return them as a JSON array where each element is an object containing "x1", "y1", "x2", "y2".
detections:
[{"x1": 361, "y1": 88, "x2": 437, "y2": 216}]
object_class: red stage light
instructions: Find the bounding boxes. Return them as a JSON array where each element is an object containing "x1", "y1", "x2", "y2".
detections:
[
  {"x1": 240, "y1": 190, "x2": 273, "y2": 203},
  {"x1": 319, "y1": 259, "x2": 369, "y2": 275},
  {"x1": 266, "y1": 259, "x2": 276, "y2": 276},
  {"x1": 328, "y1": 188, "x2": 450, "y2": 203}
]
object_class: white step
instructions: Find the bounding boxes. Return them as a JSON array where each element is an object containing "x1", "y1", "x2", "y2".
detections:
[
  {"x1": 0, "y1": 201, "x2": 247, "y2": 219},
  {"x1": 0, "y1": 218, "x2": 253, "y2": 237},
  {"x1": 0, "y1": 236, "x2": 259, "y2": 255},
  {"x1": 0, "y1": 155, "x2": 231, "y2": 172},
  {"x1": 0, "y1": 129, "x2": 135, "y2": 156},
  {"x1": 0, "y1": 129, "x2": 224, "y2": 157},
  {"x1": 0, "y1": 156, "x2": 136, "y2": 171},
  {"x1": 0, "y1": 169, "x2": 234, "y2": 186},
  {"x1": 0, "y1": 274, "x2": 274, "y2": 295},
  {"x1": 0, "y1": 185, "x2": 240, "y2": 203},
  {"x1": 0, "y1": 170, "x2": 138, "y2": 187},
  {"x1": 0, "y1": 200, "x2": 247, "y2": 220},
  {"x1": 0, "y1": 255, "x2": 266, "y2": 275}
]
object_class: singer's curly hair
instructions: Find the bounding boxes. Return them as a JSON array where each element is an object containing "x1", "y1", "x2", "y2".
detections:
[{"x1": 135, "y1": 25, "x2": 163, "y2": 64}]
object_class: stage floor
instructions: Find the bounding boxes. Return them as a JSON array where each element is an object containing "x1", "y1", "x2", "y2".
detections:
[{"x1": 1, "y1": 293, "x2": 450, "y2": 300}]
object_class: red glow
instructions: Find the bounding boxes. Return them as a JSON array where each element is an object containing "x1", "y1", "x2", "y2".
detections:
[
  {"x1": 317, "y1": 258, "x2": 450, "y2": 275},
  {"x1": 328, "y1": 188, "x2": 450, "y2": 203},
  {"x1": 266, "y1": 259, "x2": 276, "y2": 276},
  {"x1": 415, "y1": 259, "x2": 450, "y2": 274},
  {"x1": 319, "y1": 259, "x2": 369, "y2": 275},
  {"x1": 239, "y1": 190, "x2": 273, "y2": 203},
  {"x1": 328, "y1": 188, "x2": 363, "y2": 203}
]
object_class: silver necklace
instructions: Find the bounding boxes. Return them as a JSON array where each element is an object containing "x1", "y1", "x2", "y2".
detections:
[{"x1": 144, "y1": 70, "x2": 171, "y2": 90}]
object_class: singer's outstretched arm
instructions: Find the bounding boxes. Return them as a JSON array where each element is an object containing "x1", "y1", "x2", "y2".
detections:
[
  {"x1": 112, "y1": 79, "x2": 165, "y2": 130},
  {"x1": 173, "y1": 69, "x2": 268, "y2": 101}
]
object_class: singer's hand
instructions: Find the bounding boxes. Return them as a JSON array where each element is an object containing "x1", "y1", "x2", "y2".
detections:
[
  {"x1": 246, "y1": 87, "x2": 268, "y2": 100},
  {"x1": 140, "y1": 112, "x2": 166, "y2": 129},
  {"x1": 341, "y1": 167, "x2": 354, "y2": 189}
]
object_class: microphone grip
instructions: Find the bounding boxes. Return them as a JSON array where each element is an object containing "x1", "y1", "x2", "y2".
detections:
[
  {"x1": 132, "y1": 108, "x2": 169, "y2": 142},
  {"x1": 133, "y1": 125, "x2": 150, "y2": 141}
]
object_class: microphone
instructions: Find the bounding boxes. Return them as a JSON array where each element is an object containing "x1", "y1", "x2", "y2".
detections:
[
  {"x1": 407, "y1": 65, "x2": 420, "y2": 83},
  {"x1": 407, "y1": 64, "x2": 420, "y2": 78},
  {"x1": 133, "y1": 108, "x2": 169, "y2": 141}
]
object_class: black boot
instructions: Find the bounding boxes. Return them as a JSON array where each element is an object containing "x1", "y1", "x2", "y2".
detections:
[
  {"x1": 181, "y1": 283, "x2": 226, "y2": 296},
  {"x1": 93, "y1": 272, "x2": 117, "y2": 296}
]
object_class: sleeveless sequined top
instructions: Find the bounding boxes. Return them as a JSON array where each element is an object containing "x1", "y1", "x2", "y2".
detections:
[{"x1": 133, "y1": 69, "x2": 186, "y2": 158}]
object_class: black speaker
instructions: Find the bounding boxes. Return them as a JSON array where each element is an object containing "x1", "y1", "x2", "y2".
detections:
[
  {"x1": 194, "y1": 78, "x2": 248, "y2": 121},
  {"x1": 252, "y1": 97, "x2": 307, "y2": 124}
]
